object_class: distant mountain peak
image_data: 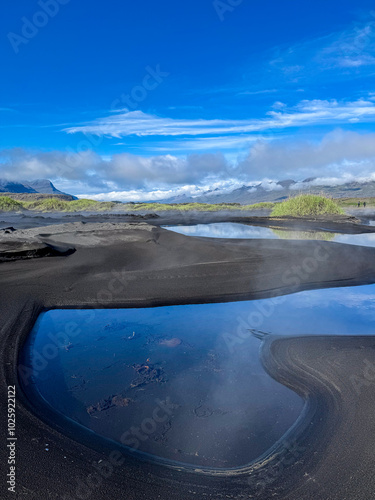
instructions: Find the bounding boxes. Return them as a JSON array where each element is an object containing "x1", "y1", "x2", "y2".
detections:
[
  {"x1": 0, "y1": 179, "x2": 72, "y2": 197},
  {"x1": 0, "y1": 179, "x2": 37, "y2": 194},
  {"x1": 277, "y1": 179, "x2": 296, "y2": 188},
  {"x1": 158, "y1": 177, "x2": 375, "y2": 205},
  {"x1": 302, "y1": 177, "x2": 317, "y2": 183}
]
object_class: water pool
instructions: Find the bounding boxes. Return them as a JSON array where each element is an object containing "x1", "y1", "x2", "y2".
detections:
[
  {"x1": 20, "y1": 283, "x2": 375, "y2": 468},
  {"x1": 163, "y1": 222, "x2": 375, "y2": 247}
]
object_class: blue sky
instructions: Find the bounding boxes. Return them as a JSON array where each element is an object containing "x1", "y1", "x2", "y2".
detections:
[{"x1": 2, "y1": 0, "x2": 375, "y2": 200}]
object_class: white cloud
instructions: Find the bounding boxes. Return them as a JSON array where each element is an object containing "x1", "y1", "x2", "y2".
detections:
[
  {"x1": 268, "y1": 16, "x2": 375, "y2": 81},
  {"x1": 63, "y1": 99, "x2": 375, "y2": 141},
  {"x1": 0, "y1": 148, "x2": 230, "y2": 192},
  {"x1": 77, "y1": 187, "x2": 200, "y2": 202},
  {"x1": 291, "y1": 172, "x2": 375, "y2": 191},
  {"x1": 319, "y1": 23, "x2": 375, "y2": 69},
  {"x1": 0, "y1": 148, "x2": 106, "y2": 187},
  {"x1": 237, "y1": 89, "x2": 278, "y2": 96},
  {"x1": 238, "y1": 129, "x2": 375, "y2": 179},
  {"x1": 147, "y1": 135, "x2": 267, "y2": 153},
  {"x1": 259, "y1": 180, "x2": 284, "y2": 192},
  {"x1": 4, "y1": 129, "x2": 375, "y2": 198},
  {"x1": 77, "y1": 179, "x2": 246, "y2": 202}
]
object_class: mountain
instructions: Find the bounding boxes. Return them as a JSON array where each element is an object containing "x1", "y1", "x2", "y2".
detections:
[
  {"x1": 0, "y1": 180, "x2": 37, "y2": 194},
  {"x1": 26, "y1": 179, "x2": 67, "y2": 195},
  {"x1": 160, "y1": 179, "x2": 375, "y2": 204},
  {"x1": 0, "y1": 179, "x2": 75, "y2": 198}
]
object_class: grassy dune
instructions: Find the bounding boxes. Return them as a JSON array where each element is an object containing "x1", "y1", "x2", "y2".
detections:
[
  {"x1": 0, "y1": 196, "x2": 24, "y2": 212},
  {"x1": 0, "y1": 194, "x2": 348, "y2": 215},
  {"x1": 0, "y1": 197, "x2": 276, "y2": 213},
  {"x1": 271, "y1": 194, "x2": 344, "y2": 217},
  {"x1": 22, "y1": 198, "x2": 119, "y2": 212},
  {"x1": 121, "y1": 201, "x2": 275, "y2": 212}
]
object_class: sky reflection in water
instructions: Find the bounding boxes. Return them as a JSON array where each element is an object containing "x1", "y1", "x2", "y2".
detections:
[
  {"x1": 163, "y1": 222, "x2": 375, "y2": 247},
  {"x1": 22, "y1": 282, "x2": 375, "y2": 468}
]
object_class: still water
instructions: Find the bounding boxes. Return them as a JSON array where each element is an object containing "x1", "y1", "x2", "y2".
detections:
[
  {"x1": 20, "y1": 283, "x2": 375, "y2": 468},
  {"x1": 163, "y1": 222, "x2": 375, "y2": 247}
]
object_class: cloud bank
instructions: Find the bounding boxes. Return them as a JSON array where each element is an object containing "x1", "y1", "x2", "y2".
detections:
[
  {"x1": 238, "y1": 129, "x2": 375, "y2": 179},
  {"x1": 0, "y1": 148, "x2": 230, "y2": 193},
  {"x1": 3, "y1": 129, "x2": 375, "y2": 201}
]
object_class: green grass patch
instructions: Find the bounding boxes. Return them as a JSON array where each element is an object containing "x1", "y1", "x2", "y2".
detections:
[
  {"x1": 24, "y1": 198, "x2": 70, "y2": 211},
  {"x1": 271, "y1": 194, "x2": 344, "y2": 217},
  {"x1": 0, "y1": 196, "x2": 24, "y2": 212},
  {"x1": 0, "y1": 196, "x2": 276, "y2": 213},
  {"x1": 241, "y1": 202, "x2": 276, "y2": 210},
  {"x1": 68, "y1": 199, "x2": 98, "y2": 210},
  {"x1": 64, "y1": 199, "x2": 118, "y2": 211},
  {"x1": 23, "y1": 198, "x2": 119, "y2": 212},
  {"x1": 122, "y1": 201, "x2": 275, "y2": 211}
]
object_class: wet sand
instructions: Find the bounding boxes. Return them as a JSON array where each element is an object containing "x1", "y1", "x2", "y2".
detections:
[{"x1": 1, "y1": 213, "x2": 375, "y2": 499}]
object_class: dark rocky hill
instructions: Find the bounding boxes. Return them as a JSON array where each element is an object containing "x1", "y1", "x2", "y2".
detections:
[{"x1": 0, "y1": 179, "x2": 75, "y2": 199}]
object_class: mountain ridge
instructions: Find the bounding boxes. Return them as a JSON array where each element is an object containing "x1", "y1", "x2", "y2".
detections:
[
  {"x1": 159, "y1": 179, "x2": 375, "y2": 204},
  {"x1": 0, "y1": 179, "x2": 75, "y2": 199}
]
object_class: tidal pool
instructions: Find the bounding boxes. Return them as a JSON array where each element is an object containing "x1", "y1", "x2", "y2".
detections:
[
  {"x1": 20, "y1": 283, "x2": 375, "y2": 468},
  {"x1": 162, "y1": 223, "x2": 279, "y2": 240},
  {"x1": 163, "y1": 222, "x2": 375, "y2": 247}
]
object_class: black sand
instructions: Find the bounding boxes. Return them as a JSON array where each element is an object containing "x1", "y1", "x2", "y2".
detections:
[{"x1": 2, "y1": 213, "x2": 375, "y2": 499}]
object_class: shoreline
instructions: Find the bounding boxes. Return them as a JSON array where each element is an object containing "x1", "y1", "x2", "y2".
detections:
[
  {"x1": 2, "y1": 215, "x2": 375, "y2": 498},
  {"x1": 1, "y1": 209, "x2": 374, "y2": 231}
]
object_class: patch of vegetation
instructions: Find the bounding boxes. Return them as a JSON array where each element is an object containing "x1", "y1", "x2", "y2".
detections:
[
  {"x1": 62, "y1": 199, "x2": 118, "y2": 212},
  {"x1": 0, "y1": 196, "x2": 24, "y2": 212},
  {"x1": 271, "y1": 229, "x2": 336, "y2": 241},
  {"x1": 23, "y1": 198, "x2": 119, "y2": 212},
  {"x1": 122, "y1": 201, "x2": 275, "y2": 211},
  {"x1": 92, "y1": 201, "x2": 119, "y2": 211},
  {"x1": 67, "y1": 199, "x2": 98, "y2": 211},
  {"x1": 0, "y1": 196, "x2": 276, "y2": 213},
  {"x1": 271, "y1": 194, "x2": 344, "y2": 217},
  {"x1": 23, "y1": 198, "x2": 70, "y2": 212}
]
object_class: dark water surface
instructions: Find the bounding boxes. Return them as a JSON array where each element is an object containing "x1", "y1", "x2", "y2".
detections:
[{"x1": 20, "y1": 283, "x2": 375, "y2": 468}]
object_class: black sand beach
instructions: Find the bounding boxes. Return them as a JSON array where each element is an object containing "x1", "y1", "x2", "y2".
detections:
[{"x1": 2, "y1": 213, "x2": 375, "y2": 499}]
